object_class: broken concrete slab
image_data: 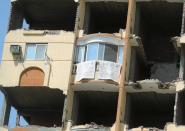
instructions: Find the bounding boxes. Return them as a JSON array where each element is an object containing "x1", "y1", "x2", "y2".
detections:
[
  {"x1": 125, "y1": 79, "x2": 176, "y2": 94},
  {"x1": 150, "y1": 63, "x2": 179, "y2": 83},
  {"x1": 71, "y1": 123, "x2": 111, "y2": 131}
]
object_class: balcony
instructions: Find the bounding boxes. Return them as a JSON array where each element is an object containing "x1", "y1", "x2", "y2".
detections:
[
  {"x1": 72, "y1": 33, "x2": 124, "y2": 90},
  {"x1": 74, "y1": 60, "x2": 121, "y2": 83}
]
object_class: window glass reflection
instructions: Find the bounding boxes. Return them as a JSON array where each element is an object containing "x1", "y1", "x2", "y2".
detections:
[{"x1": 86, "y1": 43, "x2": 99, "y2": 61}]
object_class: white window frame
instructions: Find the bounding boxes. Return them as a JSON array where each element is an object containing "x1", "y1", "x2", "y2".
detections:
[
  {"x1": 25, "y1": 43, "x2": 47, "y2": 60},
  {"x1": 76, "y1": 43, "x2": 122, "y2": 63},
  {"x1": 76, "y1": 45, "x2": 86, "y2": 63}
]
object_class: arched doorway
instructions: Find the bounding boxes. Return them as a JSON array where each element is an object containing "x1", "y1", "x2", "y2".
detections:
[{"x1": 19, "y1": 67, "x2": 44, "y2": 86}]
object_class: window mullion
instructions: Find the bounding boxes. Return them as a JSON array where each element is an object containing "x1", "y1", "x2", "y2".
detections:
[
  {"x1": 117, "y1": 46, "x2": 120, "y2": 63},
  {"x1": 82, "y1": 46, "x2": 85, "y2": 62},
  {"x1": 35, "y1": 44, "x2": 38, "y2": 60},
  {"x1": 97, "y1": 43, "x2": 100, "y2": 61},
  {"x1": 102, "y1": 44, "x2": 105, "y2": 61},
  {"x1": 85, "y1": 45, "x2": 88, "y2": 61}
]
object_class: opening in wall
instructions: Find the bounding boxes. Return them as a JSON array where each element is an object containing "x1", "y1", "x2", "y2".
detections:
[
  {"x1": 10, "y1": 0, "x2": 77, "y2": 31},
  {"x1": 84, "y1": 2, "x2": 128, "y2": 34},
  {"x1": 72, "y1": 91, "x2": 118, "y2": 126},
  {"x1": 125, "y1": 92, "x2": 175, "y2": 129},
  {"x1": 133, "y1": 2, "x2": 183, "y2": 82}
]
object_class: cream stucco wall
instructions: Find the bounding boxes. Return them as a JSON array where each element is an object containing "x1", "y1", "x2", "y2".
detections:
[
  {"x1": 165, "y1": 123, "x2": 185, "y2": 131},
  {"x1": 0, "y1": 29, "x2": 75, "y2": 93}
]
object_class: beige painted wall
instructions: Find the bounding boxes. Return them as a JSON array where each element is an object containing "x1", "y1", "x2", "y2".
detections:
[
  {"x1": 165, "y1": 123, "x2": 185, "y2": 131},
  {"x1": 0, "y1": 29, "x2": 75, "y2": 93},
  {"x1": 0, "y1": 127, "x2": 8, "y2": 131}
]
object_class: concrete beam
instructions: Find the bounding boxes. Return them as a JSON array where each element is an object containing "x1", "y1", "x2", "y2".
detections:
[{"x1": 115, "y1": 0, "x2": 136, "y2": 130}]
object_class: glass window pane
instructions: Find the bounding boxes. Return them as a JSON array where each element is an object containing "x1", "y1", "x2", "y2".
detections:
[
  {"x1": 104, "y1": 44, "x2": 118, "y2": 62},
  {"x1": 98, "y1": 44, "x2": 105, "y2": 60},
  {"x1": 86, "y1": 43, "x2": 99, "y2": 61},
  {"x1": 77, "y1": 46, "x2": 85, "y2": 63},
  {"x1": 26, "y1": 44, "x2": 36, "y2": 60},
  {"x1": 118, "y1": 46, "x2": 124, "y2": 64},
  {"x1": 35, "y1": 45, "x2": 47, "y2": 60}
]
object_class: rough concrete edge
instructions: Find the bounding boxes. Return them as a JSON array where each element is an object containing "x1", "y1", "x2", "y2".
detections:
[
  {"x1": 85, "y1": 0, "x2": 183, "y2": 3},
  {"x1": 125, "y1": 79, "x2": 178, "y2": 94}
]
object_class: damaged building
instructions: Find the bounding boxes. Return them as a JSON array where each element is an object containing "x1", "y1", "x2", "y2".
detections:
[{"x1": 1, "y1": 0, "x2": 185, "y2": 131}]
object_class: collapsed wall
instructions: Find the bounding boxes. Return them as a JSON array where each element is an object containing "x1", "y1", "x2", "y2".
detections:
[
  {"x1": 131, "y1": 2, "x2": 183, "y2": 82},
  {"x1": 83, "y1": 2, "x2": 128, "y2": 34},
  {"x1": 125, "y1": 92, "x2": 175, "y2": 129}
]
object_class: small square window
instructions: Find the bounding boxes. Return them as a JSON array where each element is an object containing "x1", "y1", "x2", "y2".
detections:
[{"x1": 25, "y1": 44, "x2": 47, "y2": 60}]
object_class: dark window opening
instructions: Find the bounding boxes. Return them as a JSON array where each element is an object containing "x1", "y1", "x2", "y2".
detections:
[
  {"x1": 84, "y1": 2, "x2": 128, "y2": 34},
  {"x1": 5, "y1": 88, "x2": 66, "y2": 127},
  {"x1": 125, "y1": 92, "x2": 175, "y2": 129},
  {"x1": 132, "y1": 2, "x2": 183, "y2": 82},
  {"x1": 176, "y1": 91, "x2": 185, "y2": 125},
  {"x1": 72, "y1": 91, "x2": 118, "y2": 126},
  {"x1": 9, "y1": 0, "x2": 77, "y2": 31},
  {"x1": 20, "y1": 111, "x2": 63, "y2": 127}
]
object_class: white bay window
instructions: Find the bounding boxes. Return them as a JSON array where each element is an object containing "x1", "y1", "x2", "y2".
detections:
[{"x1": 76, "y1": 43, "x2": 123, "y2": 64}]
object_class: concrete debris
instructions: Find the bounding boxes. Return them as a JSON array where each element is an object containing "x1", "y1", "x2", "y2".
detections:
[
  {"x1": 125, "y1": 79, "x2": 176, "y2": 93},
  {"x1": 150, "y1": 63, "x2": 179, "y2": 83},
  {"x1": 128, "y1": 126, "x2": 163, "y2": 131},
  {"x1": 71, "y1": 123, "x2": 110, "y2": 131}
]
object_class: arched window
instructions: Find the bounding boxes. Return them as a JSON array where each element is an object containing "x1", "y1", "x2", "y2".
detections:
[{"x1": 19, "y1": 67, "x2": 44, "y2": 87}]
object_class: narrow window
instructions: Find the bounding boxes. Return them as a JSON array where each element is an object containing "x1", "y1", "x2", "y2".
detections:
[
  {"x1": 76, "y1": 46, "x2": 86, "y2": 63},
  {"x1": 86, "y1": 43, "x2": 99, "y2": 61},
  {"x1": 25, "y1": 44, "x2": 36, "y2": 60},
  {"x1": 118, "y1": 46, "x2": 123, "y2": 64},
  {"x1": 35, "y1": 45, "x2": 47, "y2": 60},
  {"x1": 104, "y1": 44, "x2": 118, "y2": 62},
  {"x1": 98, "y1": 44, "x2": 105, "y2": 60}
]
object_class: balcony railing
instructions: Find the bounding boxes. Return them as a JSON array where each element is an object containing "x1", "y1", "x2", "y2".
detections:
[{"x1": 73, "y1": 60, "x2": 121, "y2": 83}]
